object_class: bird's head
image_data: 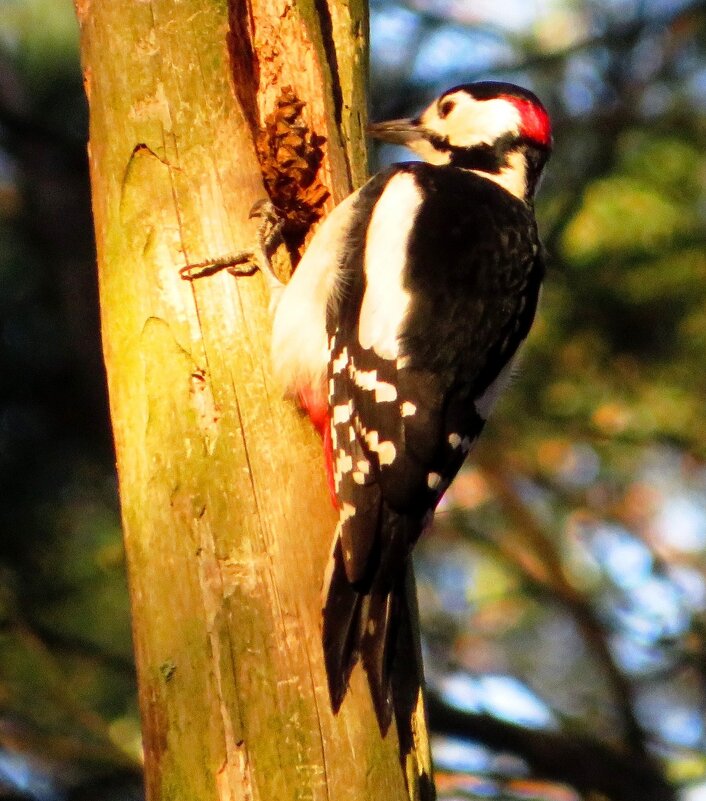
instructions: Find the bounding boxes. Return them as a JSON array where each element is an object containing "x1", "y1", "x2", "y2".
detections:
[{"x1": 368, "y1": 82, "x2": 552, "y2": 202}]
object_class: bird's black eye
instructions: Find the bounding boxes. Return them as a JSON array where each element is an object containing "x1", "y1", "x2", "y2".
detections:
[{"x1": 439, "y1": 99, "x2": 455, "y2": 118}]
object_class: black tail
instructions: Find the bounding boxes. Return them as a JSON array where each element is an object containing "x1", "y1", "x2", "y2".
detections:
[
  {"x1": 322, "y1": 511, "x2": 412, "y2": 732},
  {"x1": 322, "y1": 538, "x2": 365, "y2": 712}
]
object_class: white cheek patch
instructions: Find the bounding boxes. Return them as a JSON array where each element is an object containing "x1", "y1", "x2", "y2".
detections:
[
  {"x1": 358, "y1": 173, "x2": 423, "y2": 360},
  {"x1": 423, "y1": 94, "x2": 522, "y2": 150}
]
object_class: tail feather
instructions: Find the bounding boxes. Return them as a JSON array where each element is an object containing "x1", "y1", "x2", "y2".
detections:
[
  {"x1": 322, "y1": 539, "x2": 364, "y2": 710},
  {"x1": 360, "y1": 578, "x2": 400, "y2": 732},
  {"x1": 322, "y1": 508, "x2": 414, "y2": 729}
]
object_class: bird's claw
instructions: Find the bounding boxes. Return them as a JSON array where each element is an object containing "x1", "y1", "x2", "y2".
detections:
[
  {"x1": 179, "y1": 198, "x2": 286, "y2": 293},
  {"x1": 249, "y1": 199, "x2": 285, "y2": 265}
]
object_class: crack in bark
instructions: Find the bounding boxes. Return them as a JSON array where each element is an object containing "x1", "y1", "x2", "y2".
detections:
[{"x1": 311, "y1": 0, "x2": 343, "y2": 127}]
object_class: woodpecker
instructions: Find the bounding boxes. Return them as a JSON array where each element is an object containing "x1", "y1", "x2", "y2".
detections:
[{"x1": 269, "y1": 81, "x2": 552, "y2": 728}]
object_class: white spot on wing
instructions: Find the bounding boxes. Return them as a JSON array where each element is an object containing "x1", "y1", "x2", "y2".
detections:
[
  {"x1": 358, "y1": 173, "x2": 423, "y2": 359},
  {"x1": 332, "y1": 402, "x2": 352, "y2": 424},
  {"x1": 337, "y1": 452, "x2": 353, "y2": 473},
  {"x1": 361, "y1": 426, "x2": 396, "y2": 466},
  {"x1": 377, "y1": 441, "x2": 397, "y2": 466},
  {"x1": 427, "y1": 472, "x2": 442, "y2": 489},
  {"x1": 353, "y1": 368, "x2": 398, "y2": 401},
  {"x1": 448, "y1": 433, "x2": 462, "y2": 448},
  {"x1": 353, "y1": 368, "x2": 378, "y2": 390},
  {"x1": 402, "y1": 401, "x2": 417, "y2": 417},
  {"x1": 375, "y1": 381, "x2": 397, "y2": 402},
  {"x1": 331, "y1": 347, "x2": 349, "y2": 375}
]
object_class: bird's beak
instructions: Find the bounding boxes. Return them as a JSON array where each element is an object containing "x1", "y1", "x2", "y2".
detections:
[{"x1": 367, "y1": 118, "x2": 430, "y2": 145}]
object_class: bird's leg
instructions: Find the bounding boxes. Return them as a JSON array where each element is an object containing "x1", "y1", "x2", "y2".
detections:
[
  {"x1": 248, "y1": 199, "x2": 287, "y2": 300},
  {"x1": 180, "y1": 200, "x2": 286, "y2": 303}
]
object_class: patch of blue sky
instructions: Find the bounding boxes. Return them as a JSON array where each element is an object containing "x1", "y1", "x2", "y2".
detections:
[
  {"x1": 636, "y1": 687, "x2": 705, "y2": 747},
  {"x1": 609, "y1": 632, "x2": 670, "y2": 674},
  {"x1": 669, "y1": 565, "x2": 706, "y2": 612},
  {"x1": 561, "y1": 52, "x2": 609, "y2": 115},
  {"x1": 660, "y1": 705, "x2": 705, "y2": 748},
  {"x1": 605, "y1": 575, "x2": 689, "y2": 656},
  {"x1": 589, "y1": 0, "x2": 689, "y2": 31},
  {"x1": 655, "y1": 495, "x2": 706, "y2": 553},
  {"x1": 411, "y1": 26, "x2": 515, "y2": 85},
  {"x1": 371, "y1": 142, "x2": 423, "y2": 172},
  {"x1": 416, "y1": 545, "x2": 475, "y2": 615},
  {"x1": 590, "y1": 523, "x2": 653, "y2": 590},
  {"x1": 647, "y1": 0, "x2": 704, "y2": 15},
  {"x1": 682, "y1": 781, "x2": 706, "y2": 801},
  {"x1": 687, "y1": 65, "x2": 706, "y2": 105},
  {"x1": 626, "y1": 577, "x2": 690, "y2": 639},
  {"x1": 370, "y1": 3, "x2": 421, "y2": 71},
  {"x1": 439, "y1": 671, "x2": 484, "y2": 713},
  {"x1": 479, "y1": 674, "x2": 557, "y2": 729},
  {"x1": 510, "y1": 473, "x2": 554, "y2": 525},
  {"x1": 553, "y1": 443, "x2": 601, "y2": 489},
  {"x1": 428, "y1": 0, "x2": 546, "y2": 33},
  {"x1": 431, "y1": 734, "x2": 495, "y2": 773},
  {"x1": 0, "y1": 753, "x2": 57, "y2": 801},
  {"x1": 439, "y1": 671, "x2": 557, "y2": 730}
]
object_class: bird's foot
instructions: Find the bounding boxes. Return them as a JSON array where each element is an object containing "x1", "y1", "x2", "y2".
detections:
[{"x1": 179, "y1": 199, "x2": 286, "y2": 297}]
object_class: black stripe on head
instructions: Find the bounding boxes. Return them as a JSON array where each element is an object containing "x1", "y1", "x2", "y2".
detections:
[{"x1": 442, "y1": 81, "x2": 544, "y2": 108}]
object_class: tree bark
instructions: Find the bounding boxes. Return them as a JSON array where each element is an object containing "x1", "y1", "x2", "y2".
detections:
[{"x1": 75, "y1": 1, "x2": 434, "y2": 799}]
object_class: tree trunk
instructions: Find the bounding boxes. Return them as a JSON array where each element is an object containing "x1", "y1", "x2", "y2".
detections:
[{"x1": 75, "y1": 1, "x2": 434, "y2": 799}]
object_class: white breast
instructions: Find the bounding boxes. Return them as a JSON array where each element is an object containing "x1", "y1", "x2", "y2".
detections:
[{"x1": 271, "y1": 191, "x2": 360, "y2": 393}]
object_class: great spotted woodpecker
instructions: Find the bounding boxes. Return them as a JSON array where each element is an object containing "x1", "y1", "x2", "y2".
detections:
[{"x1": 269, "y1": 81, "x2": 552, "y2": 728}]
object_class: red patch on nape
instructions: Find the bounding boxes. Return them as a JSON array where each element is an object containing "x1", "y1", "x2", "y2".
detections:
[
  {"x1": 509, "y1": 97, "x2": 552, "y2": 148},
  {"x1": 297, "y1": 386, "x2": 339, "y2": 508}
]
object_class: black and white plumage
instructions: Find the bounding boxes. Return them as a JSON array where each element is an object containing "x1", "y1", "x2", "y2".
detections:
[{"x1": 270, "y1": 81, "x2": 552, "y2": 729}]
